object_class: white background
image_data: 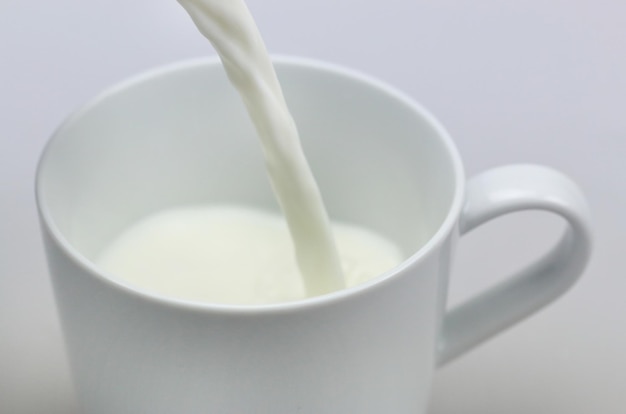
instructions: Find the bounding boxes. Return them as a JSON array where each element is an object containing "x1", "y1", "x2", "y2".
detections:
[{"x1": 1, "y1": 1, "x2": 624, "y2": 412}]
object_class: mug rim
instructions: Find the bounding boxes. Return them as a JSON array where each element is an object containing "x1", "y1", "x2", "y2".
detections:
[{"x1": 36, "y1": 55, "x2": 465, "y2": 314}]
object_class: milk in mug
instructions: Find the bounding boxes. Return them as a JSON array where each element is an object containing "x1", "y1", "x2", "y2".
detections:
[{"x1": 95, "y1": 0, "x2": 405, "y2": 304}]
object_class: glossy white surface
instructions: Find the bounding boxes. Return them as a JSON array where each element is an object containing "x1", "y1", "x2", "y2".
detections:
[
  {"x1": 1, "y1": 1, "x2": 624, "y2": 413},
  {"x1": 442, "y1": 164, "x2": 592, "y2": 363},
  {"x1": 38, "y1": 59, "x2": 467, "y2": 413}
]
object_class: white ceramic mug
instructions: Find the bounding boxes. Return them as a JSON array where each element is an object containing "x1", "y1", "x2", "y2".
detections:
[{"x1": 36, "y1": 57, "x2": 592, "y2": 413}]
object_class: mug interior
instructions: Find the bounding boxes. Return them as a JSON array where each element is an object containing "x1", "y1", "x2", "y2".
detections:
[{"x1": 37, "y1": 58, "x2": 463, "y2": 288}]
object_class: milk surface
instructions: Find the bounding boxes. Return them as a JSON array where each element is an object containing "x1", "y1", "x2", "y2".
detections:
[
  {"x1": 176, "y1": 0, "x2": 344, "y2": 296},
  {"x1": 96, "y1": 207, "x2": 403, "y2": 305}
]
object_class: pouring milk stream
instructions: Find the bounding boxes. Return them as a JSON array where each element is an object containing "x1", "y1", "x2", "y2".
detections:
[{"x1": 96, "y1": 0, "x2": 404, "y2": 304}]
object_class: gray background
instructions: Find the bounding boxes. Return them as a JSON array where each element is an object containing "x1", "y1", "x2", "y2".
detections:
[{"x1": 1, "y1": 0, "x2": 624, "y2": 412}]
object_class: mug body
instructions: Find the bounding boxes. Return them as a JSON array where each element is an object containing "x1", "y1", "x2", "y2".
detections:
[{"x1": 37, "y1": 57, "x2": 464, "y2": 413}]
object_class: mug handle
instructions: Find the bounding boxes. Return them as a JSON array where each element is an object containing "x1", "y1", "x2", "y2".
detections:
[{"x1": 438, "y1": 164, "x2": 593, "y2": 365}]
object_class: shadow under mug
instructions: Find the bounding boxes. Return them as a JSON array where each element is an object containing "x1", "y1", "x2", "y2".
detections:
[{"x1": 36, "y1": 57, "x2": 592, "y2": 413}]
